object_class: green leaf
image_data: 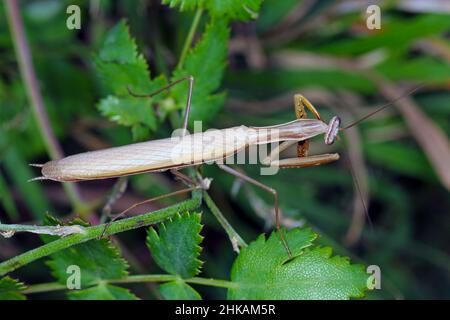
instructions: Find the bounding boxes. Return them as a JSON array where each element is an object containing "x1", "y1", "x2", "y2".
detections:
[
  {"x1": 257, "y1": 0, "x2": 301, "y2": 32},
  {"x1": 98, "y1": 95, "x2": 157, "y2": 136},
  {"x1": 228, "y1": 228, "x2": 369, "y2": 300},
  {"x1": 162, "y1": 0, "x2": 262, "y2": 21},
  {"x1": 319, "y1": 14, "x2": 450, "y2": 56},
  {"x1": 0, "y1": 141, "x2": 50, "y2": 219},
  {"x1": 159, "y1": 281, "x2": 202, "y2": 300},
  {"x1": 95, "y1": 20, "x2": 166, "y2": 139},
  {"x1": 0, "y1": 172, "x2": 19, "y2": 220},
  {"x1": 43, "y1": 216, "x2": 130, "y2": 288},
  {"x1": 207, "y1": 0, "x2": 262, "y2": 21},
  {"x1": 98, "y1": 20, "x2": 139, "y2": 64},
  {"x1": 161, "y1": 0, "x2": 201, "y2": 12},
  {"x1": 147, "y1": 212, "x2": 203, "y2": 278},
  {"x1": 172, "y1": 19, "x2": 229, "y2": 125},
  {"x1": 95, "y1": 58, "x2": 158, "y2": 96},
  {"x1": 0, "y1": 277, "x2": 26, "y2": 300},
  {"x1": 365, "y1": 142, "x2": 435, "y2": 181},
  {"x1": 68, "y1": 283, "x2": 138, "y2": 300},
  {"x1": 377, "y1": 57, "x2": 450, "y2": 84},
  {"x1": 226, "y1": 69, "x2": 376, "y2": 97}
]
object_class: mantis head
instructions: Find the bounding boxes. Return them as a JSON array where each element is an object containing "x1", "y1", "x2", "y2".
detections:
[{"x1": 324, "y1": 116, "x2": 341, "y2": 145}]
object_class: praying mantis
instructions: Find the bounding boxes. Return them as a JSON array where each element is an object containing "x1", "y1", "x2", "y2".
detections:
[{"x1": 31, "y1": 76, "x2": 420, "y2": 256}]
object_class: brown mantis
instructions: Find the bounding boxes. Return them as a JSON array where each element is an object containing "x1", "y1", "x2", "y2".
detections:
[{"x1": 31, "y1": 76, "x2": 422, "y2": 256}]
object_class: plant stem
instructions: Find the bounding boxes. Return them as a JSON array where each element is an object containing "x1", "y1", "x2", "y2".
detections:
[
  {"x1": 0, "y1": 223, "x2": 86, "y2": 237},
  {"x1": 111, "y1": 274, "x2": 237, "y2": 289},
  {"x1": 177, "y1": 8, "x2": 203, "y2": 70},
  {"x1": 0, "y1": 193, "x2": 201, "y2": 277},
  {"x1": 22, "y1": 274, "x2": 236, "y2": 295},
  {"x1": 4, "y1": 0, "x2": 86, "y2": 213},
  {"x1": 203, "y1": 191, "x2": 247, "y2": 251}
]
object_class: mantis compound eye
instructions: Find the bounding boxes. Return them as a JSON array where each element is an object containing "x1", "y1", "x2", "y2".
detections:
[{"x1": 324, "y1": 116, "x2": 341, "y2": 145}]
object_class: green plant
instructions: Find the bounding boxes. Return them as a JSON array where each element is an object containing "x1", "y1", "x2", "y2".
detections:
[
  {"x1": 0, "y1": 1, "x2": 370, "y2": 300},
  {"x1": 2, "y1": 0, "x2": 449, "y2": 300}
]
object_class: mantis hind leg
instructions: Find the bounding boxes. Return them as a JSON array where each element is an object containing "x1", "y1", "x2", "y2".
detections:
[
  {"x1": 99, "y1": 186, "x2": 198, "y2": 238},
  {"x1": 217, "y1": 164, "x2": 293, "y2": 258}
]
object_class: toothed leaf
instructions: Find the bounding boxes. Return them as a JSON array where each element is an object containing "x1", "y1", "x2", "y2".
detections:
[
  {"x1": 97, "y1": 95, "x2": 157, "y2": 138},
  {"x1": 207, "y1": 0, "x2": 262, "y2": 21},
  {"x1": 0, "y1": 277, "x2": 26, "y2": 300},
  {"x1": 42, "y1": 215, "x2": 130, "y2": 289},
  {"x1": 228, "y1": 228, "x2": 369, "y2": 300},
  {"x1": 147, "y1": 212, "x2": 203, "y2": 278},
  {"x1": 172, "y1": 19, "x2": 229, "y2": 126},
  {"x1": 98, "y1": 20, "x2": 139, "y2": 64},
  {"x1": 161, "y1": 0, "x2": 263, "y2": 21},
  {"x1": 95, "y1": 20, "x2": 166, "y2": 139},
  {"x1": 159, "y1": 281, "x2": 202, "y2": 300}
]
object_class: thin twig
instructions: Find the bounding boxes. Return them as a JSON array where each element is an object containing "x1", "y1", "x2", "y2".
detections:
[
  {"x1": 22, "y1": 274, "x2": 236, "y2": 295},
  {"x1": 4, "y1": 0, "x2": 86, "y2": 212},
  {"x1": 203, "y1": 191, "x2": 247, "y2": 252},
  {"x1": 177, "y1": 8, "x2": 203, "y2": 70},
  {"x1": 0, "y1": 193, "x2": 202, "y2": 276},
  {"x1": 0, "y1": 223, "x2": 86, "y2": 238}
]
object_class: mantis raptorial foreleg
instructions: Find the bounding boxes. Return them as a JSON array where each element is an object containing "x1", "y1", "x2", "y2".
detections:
[
  {"x1": 271, "y1": 153, "x2": 340, "y2": 168},
  {"x1": 261, "y1": 94, "x2": 340, "y2": 168}
]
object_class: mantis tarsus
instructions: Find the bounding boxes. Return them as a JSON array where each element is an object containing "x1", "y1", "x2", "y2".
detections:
[{"x1": 32, "y1": 76, "x2": 422, "y2": 257}]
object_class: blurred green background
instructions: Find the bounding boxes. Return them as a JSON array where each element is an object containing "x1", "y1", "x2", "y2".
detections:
[{"x1": 1, "y1": 0, "x2": 449, "y2": 299}]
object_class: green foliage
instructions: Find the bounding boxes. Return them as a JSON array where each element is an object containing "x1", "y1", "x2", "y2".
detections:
[
  {"x1": 0, "y1": 172, "x2": 19, "y2": 220},
  {"x1": 159, "y1": 281, "x2": 202, "y2": 300},
  {"x1": 147, "y1": 212, "x2": 204, "y2": 278},
  {"x1": 228, "y1": 228, "x2": 369, "y2": 299},
  {"x1": 365, "y1": 142, "x2": 435, "y2": 181},
  {"x1": 162, "y1": 0, "x2": 263, "y2": 21},
  {"x1": 97, "y1": 96, "x2": 157, "y2": 139},
  {"x1": 377, "y1": 57, "x2": 450, "y2": 84},
  {"x1": 172, "y1": 18, "x2": 229, "y2": 125},
  {"x1": 162, "y1": 0, "x2": 200, "y2": 12},
  {"x1": 95, "y1": 20, "x2": 166, "y2": 140},
  {"x1": 2, "y1": 0, "x2": 448, "y2": 301},
  {"x1": 256, "y1": 0, "x2": 301, "y2": 32},
  {"x1": 0, "y1": 277, "x2": 26, "y2": 300},
  {"x1": 0, "y1": 143, "x2": 50, "y2": 219},
  {"x1": 206, "y1": 0, "x2": 262, "y2": 21},
  {"x1": 42, "y1": 215, "x2": 137, "y2": 300},
  {"x1": 318, "y1": 14, "x2": 450, "y2": 56},
  {"x1": 226, "y1": 69, "x2": 376, "y2": 97},
  {"x1": 68, "y1": 283, "x2": 138, "y2": 300},
  {"x1": 46, "y1": 238, "x2": 129, "y2": 287}
]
